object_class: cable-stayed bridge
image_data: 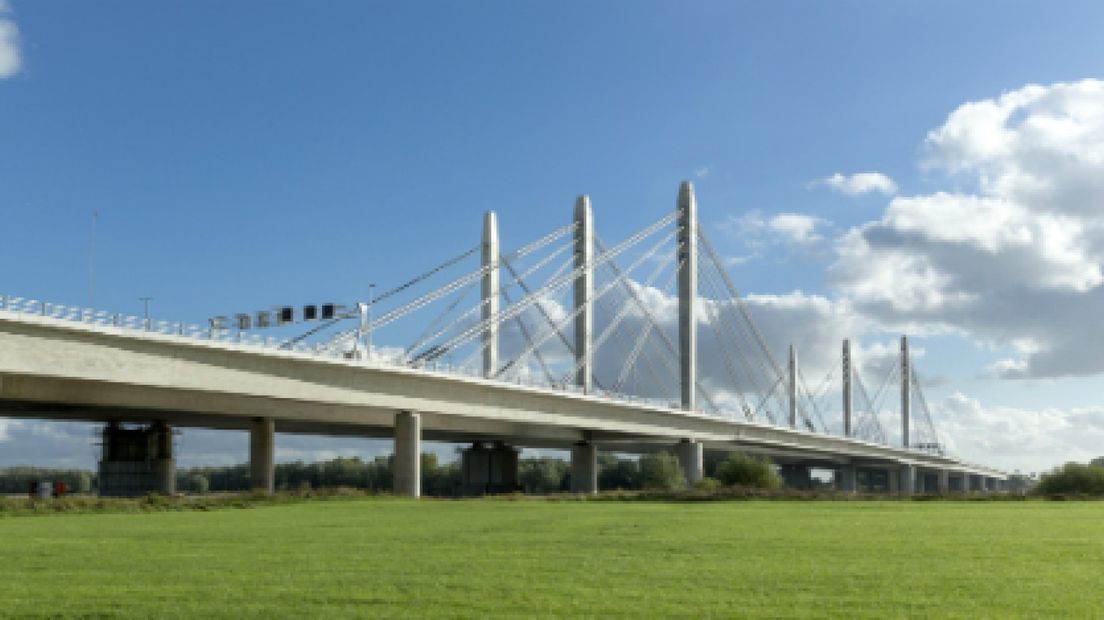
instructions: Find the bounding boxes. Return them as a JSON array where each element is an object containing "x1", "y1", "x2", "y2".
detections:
[{"x1": 0, "y1": 182, "x2": 1005, "y2": 496}]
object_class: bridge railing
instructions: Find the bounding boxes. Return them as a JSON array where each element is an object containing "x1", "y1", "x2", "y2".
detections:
[
  {"x1": 0, "y1": 292, "x2": 992, "y2": 468},
  {"x1": 0, "y1": 293, "x2": 681, "y2": 410}
]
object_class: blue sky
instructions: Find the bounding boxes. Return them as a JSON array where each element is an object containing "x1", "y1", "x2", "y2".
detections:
[{"x1": 3, "y1": 1, "x2": 1104, "y2": 473}]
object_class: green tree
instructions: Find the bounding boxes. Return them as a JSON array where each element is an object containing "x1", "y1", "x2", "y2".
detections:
[
  {"x1": 598, "y1": 456, "x2": 641, "y2": 490},
  {"x1": 639, "y1": 452, "x2": 684, "y2": 490},
  {"x1": 715, "y1": 453, "x2": 781, "y2": 489},
  {"x1": 520, "y1": 458, "x2": 569, "y2": 494},
  {"x1": 188, "y1": 473, "x2": 210, "y2": 494},
  {"x1": 1036, "y1": 462, "x2": 1104, "y2": 495}
]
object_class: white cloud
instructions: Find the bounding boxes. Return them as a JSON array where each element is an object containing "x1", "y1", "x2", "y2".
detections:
[
  {"x1": 723, "y1": 210, "x2": 830, "y2": 249},
  {"x1": 831, "y1": 78, "x2": 1104, "y2": 378},
  {"x1": 820, "y1": 172, "x2": 898, "y2": 196},
  {"x1": 0, "y1": 1, "x2": 21, "y2": 79},
  {"x1": 694, "y1": 166, "x2": 712, "y2": 179},
  {"x1": 767, "y1": 213, "x2": 826, "y2": 244},
  {"x1": 935, "y1": 392, "x2": 1104, "y2": 473}
]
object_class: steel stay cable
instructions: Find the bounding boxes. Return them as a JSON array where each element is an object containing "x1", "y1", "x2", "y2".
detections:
[
  {"x1": 440, "y1": 214, "x2": 677, "y2": 366},
  {"x1": 496, "y1": 229, "x2": 675, "y2": 380},
  {"x1": 556, "y1": 240, "x2": 677, "y2": 387},
  {"x1": 696, "y1": 263, "x2": 787, "y2": 424}
]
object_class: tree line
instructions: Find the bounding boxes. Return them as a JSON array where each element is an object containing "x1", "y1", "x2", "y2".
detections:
[{"x1": 0, "y1": 451, "x2": 781, "y2": 496}]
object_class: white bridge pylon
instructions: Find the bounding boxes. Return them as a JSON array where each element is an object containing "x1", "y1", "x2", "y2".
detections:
[
  {"x1": 297, "y1": 181, "x2": 943, "y2": 453},
  {"x1": 0, "y1": 181, "x2": 944, "y2": 456}
]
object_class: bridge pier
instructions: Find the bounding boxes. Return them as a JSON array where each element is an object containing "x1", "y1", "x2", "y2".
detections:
[
  {"x1": 962, "y1": 472, "x2": 975, "y2": 492},
  {"x1": 780, "y1": 463, "x2": 812, "y2": 490},
  {"x1": 460, "y1": 442, "x2": 520, "y2": 495},
  {"x1": 98, "y1": 421, "x2": 175, "y2": 497},
  {"x1": 249, "y1": 417, "x2": 275, "y2": 493},
  {"x1": 393, "y1": 411, "x2": 421, "y2": 497},
  {"x1": 570, "y1": 442, "x2": 598, "y2": 494},
  {"x1": 675, "y1": 439, "x2": 703, "y2": 486},
  {"x1": 836, "y1": 465, "x2": 857, "y2": 493},
  {"x1": 937, "y1": 469, "x2": 950, "y2": 494},
  {"x1": 899, "y1": 465, "x2": 916, "y2": 495}
]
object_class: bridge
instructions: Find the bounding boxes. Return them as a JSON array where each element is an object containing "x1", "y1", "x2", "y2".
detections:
[{"x1": 0, "y1": 182, "x2": 1006, "y2": 496}]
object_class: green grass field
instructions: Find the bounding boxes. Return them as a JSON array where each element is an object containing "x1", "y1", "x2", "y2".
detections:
[{"x1": 1, "y1": 499, "x2": 1101, "y2": 618}]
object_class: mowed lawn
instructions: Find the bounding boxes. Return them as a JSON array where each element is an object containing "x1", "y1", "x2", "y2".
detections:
[{"x1": 1, "y1": 499, "x2": 1101, "y2": 618}]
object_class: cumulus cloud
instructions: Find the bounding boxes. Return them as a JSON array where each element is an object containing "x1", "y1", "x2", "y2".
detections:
[
  {"x1": 0, "y1": 1, "x2": 21, "y2": 79},
  {"x1": 724, "y1": 210, "x2": 830, "y2": 249},
  {"x1": 935, "y1": 392, "x2": 1104, "y2": 473},
  {"x1": 820, "y1": 172, "x2": 898, "y2": 196},
  {"x1": 831, "y1": 79, "x2": 1104, "y2": 378}
]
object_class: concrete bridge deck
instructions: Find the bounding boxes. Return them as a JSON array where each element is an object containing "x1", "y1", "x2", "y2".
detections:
[{"x1": 0, "y1": 309, "x2": 1005, "y2": 495}]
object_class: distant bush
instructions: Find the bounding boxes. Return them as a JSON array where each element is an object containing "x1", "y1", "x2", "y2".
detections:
[
  {"x1": 693, "y1": 477, "x2": 721, "y2": 492},
  {"x1": 715, "y1": 454, "x2": 781, "y2": 490},
  {"x1": 639, "y1": 452, "x2": 685, "y2": 490},
  {"x1": 1036, "y1": 463, "x2": 1104, "y2": 496}
]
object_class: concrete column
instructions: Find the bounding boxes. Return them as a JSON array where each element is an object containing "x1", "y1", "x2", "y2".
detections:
[
  {"x1": 937, "y1": 469, "x2": 950, "y2": 494},
  {"x1": 154, "y1": 422, "x2": 175, "y2": 495},
  {"x1": 570, "y1": 442, "x2": 597, "y2": 494},
  {"x1": 482, "y1": 211, "x2": 500, "y2": 379},
  {"x1": 788, "y1": 344, "x2": 798, "y2": 429},
  {"x1": 838, "y1": 465, "x2": 857, "y2": 493},
  {"x1": 677, "y1": 181, "x2": 697, "y2": 411},
  {"x1": 887, "y1": 468, "x2": 899, "y2": 494},
  {"x1": 842, "y1": 339, "x2": 852, "y2": 437},
  {"x1": 901, "y1": 335, "x2": 910, "y2": 448},
  {"x1": 393, "y1": 411, "x2": 421, "y2": 497},
  {"x1": 249, "y1": 417, "x2": 275, "y2": 494},
  {"x1": 900, "y1": 465, "x2": 916, "y2": 495},
  {"x1": 676, "y1": 439, "x2": 703, "y2": 486},
  {"x1": 962, "y1": 472, "x2": 974, "y2": 492},
  {"x1": 573, "y1": 196, "x2": 594, "y2": 393}
]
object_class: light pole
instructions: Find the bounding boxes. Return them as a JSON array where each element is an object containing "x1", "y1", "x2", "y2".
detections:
[{"x1": 139, "y1": 297, "x2": 153, "y2": 331}]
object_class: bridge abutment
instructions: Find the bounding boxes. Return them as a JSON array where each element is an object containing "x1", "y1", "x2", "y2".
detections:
[
  {"x1": 98, "y1": 421, "x2": 175, "y2": 497},
  {"x1": 393, "y1": 411, "x2": 421, "y2": 497},
  {"x1": 249, "y1": 417, "x2": 275, "y2": 494},
  {"x1": 675, "y1": 439, "x2": 703, "y2": 486},
  {"x1": 570, "y1": 442, "x2": 598, "y2": 494},
  {"x1": 460, "y1": 442, "x2": 520, "y2": 495}
]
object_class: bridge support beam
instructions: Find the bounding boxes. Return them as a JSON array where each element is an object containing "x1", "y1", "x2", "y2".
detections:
[
  {"x1": 677, "y1": 181, "x2": 697, "y2": 412},
  {"x1": 570, "y1": 442, "x2": 598, "y2": 494},
  {"x1": 461, "y1": 442, "x2": 519, "y2": 495},
  {"x1": 393, "y1": 411, "x2": 421, "y2": 498},
  {"x1": 675, "y1": 439, "x2": 703, "y2": 487},
  {"x1": 249, "y1": 417, "x2": 275, "y2": 494},
  {"x1": 837, "y1": 465, "x2": 857, "y2": 493}
]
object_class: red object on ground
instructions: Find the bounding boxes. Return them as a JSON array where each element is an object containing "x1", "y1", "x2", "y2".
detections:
[{"x1": 53, "y1": 481, "x2": 66, "y2": 497}]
